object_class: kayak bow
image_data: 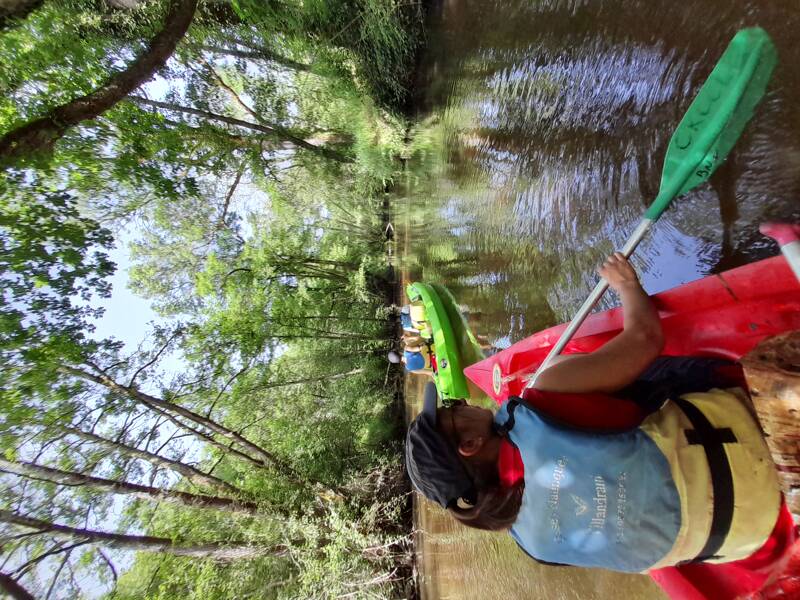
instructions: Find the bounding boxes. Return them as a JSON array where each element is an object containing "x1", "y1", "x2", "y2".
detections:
[{"x1": 465, "y1": 255, "x2": 800, "y2": 401}]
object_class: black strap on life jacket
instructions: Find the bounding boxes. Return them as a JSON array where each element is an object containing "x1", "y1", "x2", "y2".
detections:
[
  {"x1": 620, "y1": 356, "x2": 738, "y2": 415},
  {"x1": 493, "y1": 397, "x2": 519, "y2": 437},
  {"x1": 501, "y1": 392, "x2": 739, "y2": 563},
  {"x1": 674, "y1": 398, "x2": 737, "y2": 562}
]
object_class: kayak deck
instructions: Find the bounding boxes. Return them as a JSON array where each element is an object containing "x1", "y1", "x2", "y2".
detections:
[
  {"x1": 465, "y1": 256, "x2": 800, "y2": 401},
  {"x1": 429, "y1": 283, "x2": 485, "y2": 369}
]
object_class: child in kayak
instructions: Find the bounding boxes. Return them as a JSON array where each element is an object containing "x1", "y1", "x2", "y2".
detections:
[
  {"x1": 399, "y1": 305, "x2": 419, "y2": 334},
  {"x1": 406, "y1": 253, "x2": 792, "y2": 578},
  {"x1": 388, "y1": 331, "x2": 436, "y2": 375}
]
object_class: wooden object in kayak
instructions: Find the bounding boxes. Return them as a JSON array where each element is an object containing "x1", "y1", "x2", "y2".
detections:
[
  {"x1": 742, "y1": 331, "x2": 800, "y2": 517},
  {"x1": 465, "y1": 255, "x2": 800, "y2": 401}
]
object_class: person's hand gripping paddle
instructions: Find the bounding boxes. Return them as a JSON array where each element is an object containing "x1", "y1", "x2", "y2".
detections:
[{"x1": 528, "y1": 27, "x2": 778, "y2": 386}]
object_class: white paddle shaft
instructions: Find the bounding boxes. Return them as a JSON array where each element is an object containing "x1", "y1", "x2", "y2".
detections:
[
  {"x1": 525, "y1": 218, "x2": 655, "y2": 389},
  {"x1": 780, "y1": 241, "x2": 800, "y2": 283}
]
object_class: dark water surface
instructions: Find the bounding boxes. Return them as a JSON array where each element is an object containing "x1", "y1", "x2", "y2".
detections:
[
  {"x1": 406, "y1": 0, "x2": 800, "y2": 346},
  {"x1": 403, "y1": 0, "x2": 800, "y2": 597}
]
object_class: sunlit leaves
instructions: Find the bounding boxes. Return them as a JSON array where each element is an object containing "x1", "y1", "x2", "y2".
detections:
[{"x1": 0, "y1": 173, "x2": 115, "y2": 353}]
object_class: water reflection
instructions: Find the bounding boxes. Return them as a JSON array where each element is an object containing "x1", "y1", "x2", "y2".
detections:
[
  {"x1": 405, "y1": 0, "x2": 800, "y2": 597},
  {"x1": 408, "y1": 0, "x2": 800, "y2": 336}
]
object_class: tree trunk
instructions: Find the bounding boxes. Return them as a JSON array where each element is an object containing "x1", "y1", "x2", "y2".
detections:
[
  {"x1": 0, "y1": 0, "x2": 43, "y2": 29},
  {"x1": 60, "y1": 365, "x2": 343, "y2": 496},
  {"x1": 283, "y1": 315, "x2": 387, "y2": 323},
  {"x1": 0, "y1": 458, "x2": 259, "y2": 515},
  {"x1": 140, "y1": 392, "x2": 296, "y2": 474},
  {"x1": 0, "y1": 572, "x2": 35, "y2": 600},
  {"x1": 62, "y1": 426, "x2": 240, "y2": 496},
  {"x1": 248, "y1": 368, "x2": 364, "y2": 392},
  {"x1": 62, "y1": 365, "x2": 287, "y2": 470},
  {"x1": 199, "y1": 44, "x2": 313, "y2": 74},
  {"x1": 138, "y1": 402, "x2": 271, "y2": 469},
  {"x1": 0, "y1": 510, "x2": 284, "y2": 560},
  {"x1": 128, "y1": 96, "x2": 351, "y2": 162},
  {"x1": 0, "y1": 0, "x2": 198, "y2": 163}
]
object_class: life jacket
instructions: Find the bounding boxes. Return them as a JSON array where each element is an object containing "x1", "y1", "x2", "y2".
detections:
[
  {"x1": 408, "y1": 302, "x2": 431, "y2": 338},
  {"x1": 496, "y1": 387, "x2": 781, "y2": 573},
  {"x1": 404, "y1": 340, "x2": 435, "y2": 371}
]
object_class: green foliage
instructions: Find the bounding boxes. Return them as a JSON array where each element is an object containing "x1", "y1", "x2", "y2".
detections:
[
  {"x1": 0, "y1": 171, "x2": 117, "y2": 398},
  {"x1": 233, "y1": 0, "x2": 423, "y2": 110},
  {"x1": 112, "y1": 552, "x2": 289, "y2": 600},
  {"x1": 0, "y1": 0, "x2": 418, "y2": 597},
  {"x1": 0, "y1": 0, "x2": 168, "y2": 131}
]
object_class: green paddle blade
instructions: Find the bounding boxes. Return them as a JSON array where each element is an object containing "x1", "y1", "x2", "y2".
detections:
[{"x1": 646, "y1": 28, "x2": 777, "y2": 220}]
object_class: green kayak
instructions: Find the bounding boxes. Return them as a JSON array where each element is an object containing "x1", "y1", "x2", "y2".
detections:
[{"x1": 405, "y1": 282, "x2": 484, "y2": 400}]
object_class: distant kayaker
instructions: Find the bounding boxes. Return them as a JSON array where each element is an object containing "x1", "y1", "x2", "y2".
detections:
[
  {"x1": 399, "y1": 305, "x2": 420, "y2": 334},
  {"x1": 388, "y1": 331, "x2": 435, "y2": 375},
  {"x1": 406, "y1": 253, "x2": 792, "y2": 574}
]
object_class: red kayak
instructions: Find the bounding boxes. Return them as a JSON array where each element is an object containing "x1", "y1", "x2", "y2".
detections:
[
  {"x1": 464, "y1": 253, "x2": 800, "y2": 599},
  {"x1": 465, "y1": 255, "x2": 800, "y2": 402}
]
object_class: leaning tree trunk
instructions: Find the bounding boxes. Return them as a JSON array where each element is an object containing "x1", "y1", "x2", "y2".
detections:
[
  {"x1": 0, "y1": 458, "x2": 259, "y2": 515},
  {"x1": 0, "y1": 572, "x2": 35, "y2": 600},
  {"x1": 128, "y1": 96, "x2": 351, "y2": 162},
  {"x1": 62, "y1": 364, "x2": 296, "y2": 474},
  {"x1": 247, "y1": 368, "x2": 364, "y2": 392},
  {"x1": 0, "y1": 0, "x2": 197, "y2": 163},
  {"x1": 60, "y1": 364, "x2": 344, "y2": 497},
  {"x1": 199, "y1": 44, "x2": 314, "y2": 74},
  {"x1": 62, "y1": 426, "x2": 241, "y2": 496},
  {"x1": 0, "y1": 510, "x2": 285, "y2": 561}
]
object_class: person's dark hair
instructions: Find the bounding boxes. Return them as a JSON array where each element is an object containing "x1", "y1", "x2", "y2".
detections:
[
  {"x1": 449, "y1": 479, "x2": 524, "y2": 531},
  {"x1": 436, "y1": 416, "x2": 524, "y2": 531}
]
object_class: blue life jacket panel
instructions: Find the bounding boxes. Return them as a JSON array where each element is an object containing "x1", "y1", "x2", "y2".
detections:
[
  {"x1": 496, "y1": 399, "x2": 682, "y2": 572},
  {"x1": 404, "y1": 349, "x2": 426, "y2": 371}
]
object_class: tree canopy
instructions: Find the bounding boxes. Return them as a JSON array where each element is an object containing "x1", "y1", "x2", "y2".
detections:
[{"x1": 0, "y1": 0, "x2": 421, "y2": 597}]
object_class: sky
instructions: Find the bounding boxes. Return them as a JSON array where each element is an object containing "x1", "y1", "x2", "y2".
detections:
[
  {"x1": 88, "y1": 76, "x2": 173, "y2": 357},
  {"x1": 97, "y1": 230, "x2": 158, "y2": 348},
  {"x1": 90, "y1": 225, "x2": 187, "y2": 386}
]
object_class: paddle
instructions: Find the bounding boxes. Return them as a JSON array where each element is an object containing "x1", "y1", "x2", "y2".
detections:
[{"x1": 527, "y1": 27, "x2": 778, "y2": 386}]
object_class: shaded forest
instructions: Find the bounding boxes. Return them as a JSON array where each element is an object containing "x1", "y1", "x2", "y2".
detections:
[{"x1": 0, "y1": 0, "x2": 423, "y2": 598}]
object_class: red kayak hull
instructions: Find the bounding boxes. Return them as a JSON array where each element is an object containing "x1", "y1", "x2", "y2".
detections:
[{"x1": 465, "y1": 255, "x2": 800, "y2": 401}]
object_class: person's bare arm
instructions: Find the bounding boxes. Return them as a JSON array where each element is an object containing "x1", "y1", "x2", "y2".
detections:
[{"x1": 533, "y1": 253, "x2": 664, "y2": 394}]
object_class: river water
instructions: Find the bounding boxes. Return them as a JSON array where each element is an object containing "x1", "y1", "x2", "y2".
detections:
[{"x1": 402, "y1": 0, "x2": 800, "y2": 598}]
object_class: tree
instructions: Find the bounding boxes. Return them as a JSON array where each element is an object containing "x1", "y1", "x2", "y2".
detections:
[
  {"x1": 0, "y1": 0, "x2": 43, "y2": 30},
  {"x1": 0, "y1": 0, "x2": 198, "y2": 163},
  {"x1": 129, "y1": 96, "x2": 351, "y2": 163},
  {"x1": 61, "y1": 425, "x2": 241, "y2": 495},
  {"x1": 0, "y1": 458, "x2": 260, "y2": 515},
  {"x1": 0, "y1": 180, "x2": 117, "y2": 395},
  {"x1": 0, "y1": 572, "x2": 35, "y2": 600},
  {"x1": 0, "y1": 510, "x2": 284, "y2": 560}
]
